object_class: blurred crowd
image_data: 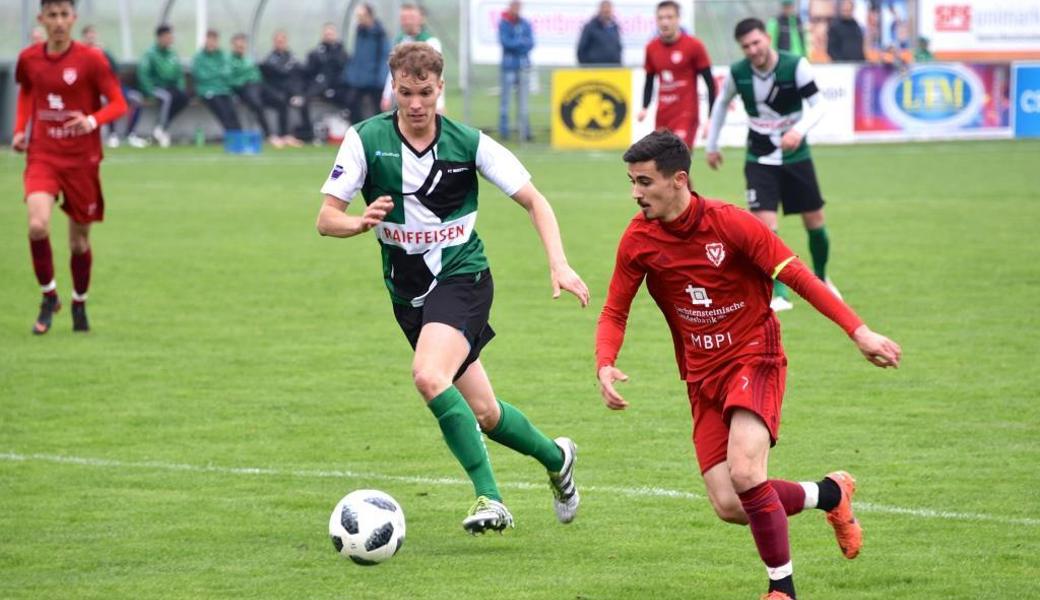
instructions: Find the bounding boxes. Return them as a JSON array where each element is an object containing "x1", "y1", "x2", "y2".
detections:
[{"x1": 44, "y1": 2, "x2": 439, "y2": 148}]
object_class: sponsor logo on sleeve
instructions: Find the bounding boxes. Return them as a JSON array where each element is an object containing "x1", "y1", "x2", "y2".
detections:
[{"x1": 329, "y1": 164, "x2": 344, "y2": 180}]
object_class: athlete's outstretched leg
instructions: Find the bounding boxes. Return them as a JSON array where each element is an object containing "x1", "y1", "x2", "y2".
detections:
[
  {"x1": 413, "y1": 324, "x2": 512, "y2": 533},
  {"x1": 729, "y1": 409, "x2": 796, "y2": 599},
  {"x1": 27, "y1": 193, "x2": 60, "y2": 334}
]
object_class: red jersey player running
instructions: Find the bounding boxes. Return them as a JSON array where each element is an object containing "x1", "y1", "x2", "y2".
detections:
[
  {"x1": 14, "y1": 0, "x2": 126, "y2": 334},
  {"x1": 596, "y1": 131, "x2": 901, "y2": 600},
  {"x1": 637, "y1": 0, "x2": 715, "y2": 150}
]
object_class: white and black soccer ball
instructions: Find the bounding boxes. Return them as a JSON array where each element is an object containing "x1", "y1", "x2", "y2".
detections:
[{"x1": 329, "y1": 489, "x2": 406, "y2": 565}]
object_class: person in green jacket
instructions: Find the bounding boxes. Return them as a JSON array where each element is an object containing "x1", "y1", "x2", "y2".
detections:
[
  {"x1": 229, "y1": 33, "x2": 280, "y2": 146},
  {"x1": 137, "y1": 24, "x2": 187, "y2": 147},
  {"x1": 192, "y1": 29, "x2": 241, "y2": 138},
  {"x1": 766, "y1": 0, "x2": 806, "y2": 58}
]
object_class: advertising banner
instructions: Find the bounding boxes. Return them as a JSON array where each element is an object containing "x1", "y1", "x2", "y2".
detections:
[
  {"x1": 468, "y1": 0, "x2": 693, "y2": 67},
  {"x1": 638, "y1": 64, "x2": 856, "y2": 149},
  {"x1": 854, "y1": 63, "x2": 1012, "y2": 139},
  {"x1": 551, "y1": 68, "x2": 633, "y2": 149},
  {"x1": 918, "y1": 0, "x2": 1040, "y2": 60},
  {"x1": 1012, "y1": 63, "x2": 1040, "y2": 137}
]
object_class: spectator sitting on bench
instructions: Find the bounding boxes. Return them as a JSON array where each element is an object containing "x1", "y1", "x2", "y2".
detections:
[
  {"x1": 82, "y1": 24, "x2": 148, "y2": 148},
  {"x1": 192, "y1": 29, "x2": 242, "y2": 139},
  {"x1": 305, "y1": 23, "x2": 350, "y2": 109},
  {"x1": 260, "y1": 30, "x2": 312, "y2": 147},
  {"x1": 229, "y1": 33, "x2": 283, "y2": 148},
  {"x1": 137, "y1": 24, "x2": 188, "y2": 147}
]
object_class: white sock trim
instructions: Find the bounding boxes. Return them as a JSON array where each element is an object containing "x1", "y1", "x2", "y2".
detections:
[
  {"x1": 767, "y1": 561, "x2": 793, "y2": 580},
  {"x1": 800, "y1": 482, "x2": 819, "y2": 510},
  {"x1": 41, "y1": 280, "x2": 57, "y2": 293},
  {"x1": 71, "y1": 291, "x2": 88, "y2": 302}
]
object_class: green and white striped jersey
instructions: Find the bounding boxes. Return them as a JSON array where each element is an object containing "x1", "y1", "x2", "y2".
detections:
[
  {"x1": 320, "y1": 113, "x2": 530, "y2": 307},
  {"x1": 706, "y1": 51, "x2": 825, "y2": 166}
]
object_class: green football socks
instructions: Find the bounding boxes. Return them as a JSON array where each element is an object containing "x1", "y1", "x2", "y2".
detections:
[
  {"x1": 487, "y1": 399, "x2": 565, "y2": 472},
  {"x1": 428, "y1": 387, "x2": 501, "y2": 501},
  {"x1": 807, "y1": 226, "x2": 830, "y2": 280}
]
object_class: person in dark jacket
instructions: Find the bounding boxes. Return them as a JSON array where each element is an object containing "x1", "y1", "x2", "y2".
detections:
[
  {"x1": 191, "y1": 29, "x2": 242, "y2": 136},
  {"x1": 260, "y1": 30, "x2": 312, "y2": 145},
  {"x1": 498, "y1": 0, "x2": 535, "y2": 140},
  {"x1": 344, "y1": 3, "x2": 390, "y2": 122},
  {"x1": 827, "y1": 0, "x2": 865, "y2": 61},
  {"x1": 577, "y1": 1, "x2": 622, "y2": 65},
  {"x1": 306, "y1": 23, "x2": 350, "y2": 107}
]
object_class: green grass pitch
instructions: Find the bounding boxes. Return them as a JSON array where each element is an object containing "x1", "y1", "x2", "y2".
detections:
[{"x1": 1, "y1": 139, "x2": 1038, "y2": 599}]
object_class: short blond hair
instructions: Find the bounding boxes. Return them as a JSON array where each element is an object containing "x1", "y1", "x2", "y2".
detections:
[{"x1": 388, "y1": 42, "x2": 444, "y2": 81}]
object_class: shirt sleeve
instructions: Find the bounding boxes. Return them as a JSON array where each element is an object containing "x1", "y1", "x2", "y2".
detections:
[
  {"x1": 706, "y1": 71, "x2": 737, "y2": 153},
  {"x1": 475, "y1": 132, "x2": 531, "y2": 197},
  {"x1": 319, "y1": 127, "x2": 367, "y2": 203},
  {"x1": 777, "y1": 258, "x2": 864, "y2": 336},
  {"x1": 719, "y1": 204, "x2": 797, "y2": 278},
  {"x1": 643, "y1": 45, "x2": 656, "y2": 75},
  {"x1": 14, "y1": 56, "x2": 31, "y2": 134},
  {"x1": 792, "y1": 57, "x2": 826, "y2": 136},
  {"x1": 595, "y1": 227, "x2": 647, "y2": 369},
  {"x1": 691, "y1": 38, "x2": 711, "y2": 71},
  {"x1": 91, "y1": 50, "x2": 127, "y2": 126}
]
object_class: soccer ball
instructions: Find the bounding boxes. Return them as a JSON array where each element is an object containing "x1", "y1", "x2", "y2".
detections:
[{"x1": 328, "y1": 489, "x2": 406, "y2": 565}]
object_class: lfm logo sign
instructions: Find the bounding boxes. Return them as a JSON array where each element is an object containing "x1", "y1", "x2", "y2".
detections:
[{"x1": 1021, "y1": 90, "x2": 1040, "y2": 114}]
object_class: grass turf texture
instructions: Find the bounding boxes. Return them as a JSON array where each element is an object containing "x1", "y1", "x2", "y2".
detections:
[{"x1": 1, "y1": 140, "x2": 1038, "y2": 599}]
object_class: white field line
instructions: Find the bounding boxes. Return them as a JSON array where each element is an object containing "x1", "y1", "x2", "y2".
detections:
[{"x1": 2, "y1": 452, "x2": 1036, "y2": 527}]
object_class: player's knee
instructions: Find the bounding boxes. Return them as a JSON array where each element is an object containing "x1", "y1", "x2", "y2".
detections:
[
  {"x1": 412, "y1": 367, "x2": 451, "y2": 400},
  {"x1": 728, "y1": 463, "x2": 765, "y2": 495},
  {"x1": 709, "y1": 495, "x2": 748, "y2": 525},
  {"x1": 28, "y1": 218, "x2": 50, "y2": 240},
  {"x1": 470, "y1": 404, "x2": 499, "y2": 432}
]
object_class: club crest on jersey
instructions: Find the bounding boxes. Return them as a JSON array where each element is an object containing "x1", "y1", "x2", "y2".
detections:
[
  {"x1": 706, "y1": 243, "x2": 726, "y2": 267},
  {"x1": 62, "y1": 68, "x2": 77, "y2": 85},
  {"x1": 671, "y1": 50, "x2": 682, "y2": 64}
]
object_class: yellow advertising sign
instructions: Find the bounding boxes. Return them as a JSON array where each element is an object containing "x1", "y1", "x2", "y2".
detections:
[{"x1": 551, "y1": 69, "x2": 633, "y2": 149}]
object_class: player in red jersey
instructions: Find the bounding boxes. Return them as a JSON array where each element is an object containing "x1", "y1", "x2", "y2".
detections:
[
  {"x1": 595, "y1": 132, "x2": 901, "y2": 600},
  {"x1": 13, "y1": 0, "x2": 127, "y2": 334},
  {"x1": 637, "y1": 1, "x2": 715, "y2": 150}
]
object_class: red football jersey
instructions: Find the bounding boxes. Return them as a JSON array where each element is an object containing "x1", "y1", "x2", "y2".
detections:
[
  {"x1": 598, "y1": 194, "x2": 793, "y2": 382},
  {"x1": 15, "y1": 41, "x2": 123, "y2": 167},
  {"x1": 644, "y1": 33, "x2": 711, "y2": 131}
]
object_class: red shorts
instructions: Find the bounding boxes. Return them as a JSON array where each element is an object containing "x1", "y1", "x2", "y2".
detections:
[
  {"x1": 655, "y1": 111, "x2": 698, "y2": 149},
  {"x1": 686, "y1": 355, "x2": 787, "y2": 474},
  {"x1": 24, "y1": 160, "x2": 104, "y2": 224}
]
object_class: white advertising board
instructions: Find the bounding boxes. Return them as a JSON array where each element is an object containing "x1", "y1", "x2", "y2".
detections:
[
  {"x1": 919, "y1": 0, "x2": 1040, "y2": 58},
  {"x1": 468, "y1": 0, "x2": 694, "y2": 67}
]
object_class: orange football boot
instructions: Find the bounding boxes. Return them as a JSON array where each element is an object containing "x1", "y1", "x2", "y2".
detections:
[{"x1": 825, "y1": 470, "x2": 862, "y2": 559}]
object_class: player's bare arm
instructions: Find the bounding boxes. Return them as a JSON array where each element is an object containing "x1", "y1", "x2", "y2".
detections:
[
  {"x1": 510, "y1": 182, "x2": 590, "y2": 307},
  {"x1": 316, "y1": 194, "x2": 393, "y2": 238},
  {"x1": 12, "y1": 132, "x2": 28, "y2": 153},
  {"x1": 62, "y1": 112, "x2": 98, "y2": 136},
  {"x1": 851, "y1": 325, "x2": 902, "y2": 368},
  {"x1": 596, "y1": 365, "x2": 630, "y2": 410}
]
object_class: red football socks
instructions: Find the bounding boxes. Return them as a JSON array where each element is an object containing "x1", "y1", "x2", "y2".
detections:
[
  {"x1": 769, "y1": 479, "x2": 807, "y2": 516},
  {"x1": 738, "y1": 481, "x2": 794, "y2": 596},
  {"x1": 30, "y1": 236, "x2": 56, "y2": 296},
  {"x1": 71, "y1": 249, "x2": 92, "y2": 302}
]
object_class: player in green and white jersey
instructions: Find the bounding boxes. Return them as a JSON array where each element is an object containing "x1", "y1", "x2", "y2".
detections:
[
  {"x1": 705, "y1": 18, "x2": 840, "y2": 312},
  {"x1": 316, "y1": 42, "x2": 589, "y2": 535}
]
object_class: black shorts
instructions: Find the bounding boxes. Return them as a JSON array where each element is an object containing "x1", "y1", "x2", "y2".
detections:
[
  {"x1": 392, "y1": 269, "x2": 496, "y2": 382},
  {"x1": 744, "y1": 160, "x2": 825, "y2": 215}
]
